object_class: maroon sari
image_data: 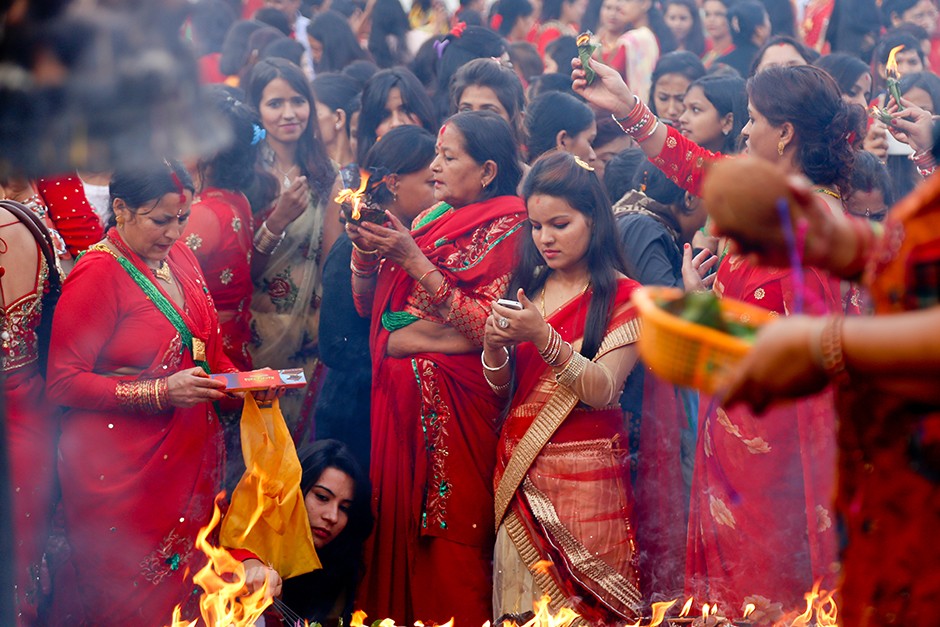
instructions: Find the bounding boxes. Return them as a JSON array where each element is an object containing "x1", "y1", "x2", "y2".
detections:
[
  {"x1": 46, "y1": 237, "x2": 234, "y2": 625},
  {"x1": 493, "y1": 278, "x2": 643, "y2": 625},
  {"x1": 359, "y1": 196, "x2": 526, "y2": 626}
]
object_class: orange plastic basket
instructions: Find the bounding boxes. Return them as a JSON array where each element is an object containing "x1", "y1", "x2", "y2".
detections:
[{"x1": 631, "y1": 286, "x2": 778, "y2": 394}]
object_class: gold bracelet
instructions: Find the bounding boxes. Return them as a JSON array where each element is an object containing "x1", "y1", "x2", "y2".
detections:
[
  {"x1": 352, "y1": 241, "x2": 379, "y2": 255},
  {"x1": 416, "y1": 268, "x2": 438, "y2": 284},
  {"x1": 483, "y1": 368, "x2": 512, "y2": 393},
  {"x1": 819, "y1": 315, "x2": 848, "y2": 382},
  {"x1": 555, "y1": 350, "x2": 588, "y2": 388}
]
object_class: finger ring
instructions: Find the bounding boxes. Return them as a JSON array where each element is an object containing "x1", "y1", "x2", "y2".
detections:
[{"x1": 497, "y1": 316, "x2": 510, "y2": 329}]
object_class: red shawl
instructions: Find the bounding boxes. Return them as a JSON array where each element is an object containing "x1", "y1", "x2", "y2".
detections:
[{"x1": 361, "y1": 196, "x2": 526, "y2": 626}]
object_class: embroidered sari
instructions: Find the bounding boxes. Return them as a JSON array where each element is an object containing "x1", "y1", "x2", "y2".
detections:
[
  {"x1": 687, "y1": 257, "x2": 841, "y2": 616},
  {"x1": 46, "y1": 238, "x2": 234, "y2": 625},
  {"x1": 359, "y1": 196, "x2": 526, "y2": 627},
  {"x1": 250, "y1": 177, "x2": 329, "y2": 433},
  {"x1": 185, "y1": 187, "x2": 254, "y2": 370},
  {"x1": 3, "y1": 234, "x2": 56, "y2": 625},
  {"x1": 493, "y1": 278, "x2": 643, "y2": 625},
  {"x1": 647, "y1": 126, "x2": 843, "y2": 615}
]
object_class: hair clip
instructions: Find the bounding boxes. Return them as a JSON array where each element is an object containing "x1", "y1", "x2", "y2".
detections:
[
  {"x1": 251, "y1": 123, "x2": 266, "y2": 145},
  {"x1": 434, "y1": 38, "x2": 450, "y2": 59},
  {"x1": 450, "y1": 22, "x2": 466, "y2": 38},
  {"x1": 574, "y1": 156, "x2": 595, "y2": 172},
  {"x1": 490, "y1": 14, "x2": 503, "y2": 31}
]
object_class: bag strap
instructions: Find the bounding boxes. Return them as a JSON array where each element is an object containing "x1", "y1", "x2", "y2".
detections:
[{"x1": 0, "y1": 200, "x2": 62, "y2": 296}]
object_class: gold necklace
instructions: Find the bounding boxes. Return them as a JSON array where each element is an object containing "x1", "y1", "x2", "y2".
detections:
[
  {"x1": 153, "y1": 261, "x2": 172, "y2": 283},
  {"x1": 540, "y1": 277, "x2": 591, "y2": 317}
]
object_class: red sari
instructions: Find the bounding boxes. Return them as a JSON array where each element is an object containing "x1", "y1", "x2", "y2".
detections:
[
  {"x1": 3, "y1": 237, "x2": 56, "y2": 625},
  {"x1": 46, "y1": 236, "x2": 235, "y2": 625},
  {"x1": 185, "y1": 187, "x2": 255, "y2": 370},
  {"x1": 687, "y1": 258, "x2": 841, "y2": 616},
  {"x1": 649, "y1": 126, "x2": 843, "y2": 616},
  {"x1": 493, "y1": 279, "x2": 643, "y2": 625},
  {"x1": 359, "y1": 196, "x2": 526, "y2": 626}
]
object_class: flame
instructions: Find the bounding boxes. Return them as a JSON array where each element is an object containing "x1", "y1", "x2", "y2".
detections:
[
  {"x1": 351, "y1": 610, "x2": 369, "y2": 627},
  {"x1": 166, "y1": 494, "x2": 272, "y2": 627},
  {"x1": 886, "y1": 44, "x2": 905, "y2": 77},
  {"x1": 531, "y1": 560, "x2": 554, "y2": 576},
  {"x1": 335, "y1": 171, "x2": 371, "y2": 221},
  {"x1": 647, "y1": 599, "x2": 676, "y2": 627},
  {"x1": 701, "y1": 603, "x2": 710, "y2": 620},
  {"x1": 679, "y1": 597, "x2": 693, "y2": 618},
  {"x1": 816, "y1": 591, "x2": 838, "y2": 626},
  {"x1": 743, "y1": 603, "x2": 756, "y2": 619}
]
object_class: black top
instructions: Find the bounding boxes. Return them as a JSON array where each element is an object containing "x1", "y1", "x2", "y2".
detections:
[
  {"x1": 716, "y1": 41, "x2": 759, "y2": 77},
  {"x1": 312, "y1": 233, "x2": 372, "y2": 471}
]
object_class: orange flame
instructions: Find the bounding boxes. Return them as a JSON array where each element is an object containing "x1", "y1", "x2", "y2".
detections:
[
  {"x1": 351, "y1": 610, "x2": 369, "y2": 627},
  {"x1": 335, "y1": 171, "x2": 371, "y2": 221},
  {"x1": 647, "y1": 599, "x2": 676, "y2": 627},
  {"x1": 886, "y1": 44, "x2": 905, "y2": 77},
  {"x1": 531, "y1": 560, "x2": 554, "y2": 576},
  {"x1": 742, "y1": 603, "x2": 756, "y2": 619},
  {"x1": 679, "y1": 597, "x2": 693, "y2": 618},
  {"x1": 166, "y1": 494, "x2": 273, "y2": 627}
]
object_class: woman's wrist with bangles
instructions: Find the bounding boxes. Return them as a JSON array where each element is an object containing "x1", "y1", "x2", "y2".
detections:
[
  {"x1": 116, "y1": 377, "x2": 169, "y2": 414},
  {"x1": 253, "y1": 221, "x2": 285, "y2": 255},
  {"x1": 481, "y1": 346, "x2": 510, "y2": 371},
  {"x1": 810, "y1": 315, "x2": 848, "y2": 383},
  {"x1": 350, "y1": 245, "x2": 381, "y2": 278},
  {"x1": 611, "y1": 96, "x2": 660, "y2": 143}
]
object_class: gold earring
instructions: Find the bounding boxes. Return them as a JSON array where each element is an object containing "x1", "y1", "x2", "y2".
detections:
[
  {"x1": 481, "y1": 180, "x2": 487, "y2": 188},
  {"x1": 116, "y1": 216, "x2": 124, "y2": 227},
  {"x1": 777, "y1": 141, "x2": 785, "y2": 156}
]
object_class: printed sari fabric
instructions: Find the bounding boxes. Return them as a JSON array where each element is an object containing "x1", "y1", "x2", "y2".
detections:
[
  {"x1": 46, "y1": 239, "x2": 234, "y2": 625},
  {"x1": 493, "y1": 278, "x2": 643, "y2": 625},
  {"x1": 835, "y1": 172, "x2": 940, "y2": 625},
  {"x1": 360, "y1": 196, "x2": 526, "y2": 627},
  {"x1": 687, "y1": 256, "x2": 841, "y2": 618}
]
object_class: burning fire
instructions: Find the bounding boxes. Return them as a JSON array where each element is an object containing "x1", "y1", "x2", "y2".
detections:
[
  {"x1": 679, "y1": 598, "x2": 694, "y2": 618},
  {"x1": 885, "y1": 44, "x2": 905, "y2": 78},
  {"x1": 742, "y1": 603, "x2": 755, "y2": 620},
  {"x1": 166, "y1": 494, "x2": 273, "y2": 627},
  {"x1": 335, "y1": 171, "x2": 371, "y2": 221}
]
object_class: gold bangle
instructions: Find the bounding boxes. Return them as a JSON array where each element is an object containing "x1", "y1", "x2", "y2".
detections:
[
  {"x1": 416, "y1": 267, "x2": 438, "y2": 284},
  {"x1": 819, "y1": 315, "x2": 848, "y2": 382},
  {"x1": 352, "y1": 241, "x2": 379, "y2": 255},
  {"x1": 555, "y1": 350, "x2": 588, "y2": 388}
]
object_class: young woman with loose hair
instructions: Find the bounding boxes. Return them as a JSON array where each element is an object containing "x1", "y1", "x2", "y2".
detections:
[{"x1": 485, "y1": 151, "x2": 643, "y2": 623}]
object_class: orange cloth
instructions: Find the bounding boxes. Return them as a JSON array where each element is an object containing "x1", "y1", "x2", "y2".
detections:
[{"x1": 220, "y1": 396, "x2": 321, "y2": 579}]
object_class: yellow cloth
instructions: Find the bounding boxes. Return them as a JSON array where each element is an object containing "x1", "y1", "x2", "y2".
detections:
[{"x1": 221, "y1": 396, "x2": 321, "y2": 579}]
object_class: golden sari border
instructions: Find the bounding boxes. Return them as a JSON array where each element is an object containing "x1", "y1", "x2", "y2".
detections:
[
  {"x1": 503, "y1": 509, "x2": 592, "y2": 627},
  {"x1": 493, "y1": 316, "x2": 642, "y2": 528},
  {"x1": 520, "y1": 477, "x2": 643, "y2": 617}
]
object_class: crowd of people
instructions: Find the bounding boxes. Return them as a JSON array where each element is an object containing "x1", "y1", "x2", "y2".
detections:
[{"x1": 3, "y1": 0, "x2": 940, "y2": 625}]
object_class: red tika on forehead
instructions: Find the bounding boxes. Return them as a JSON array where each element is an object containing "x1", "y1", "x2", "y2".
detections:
[{"x1": 164, "y1": 159, "x2": 187, "y2": 210}]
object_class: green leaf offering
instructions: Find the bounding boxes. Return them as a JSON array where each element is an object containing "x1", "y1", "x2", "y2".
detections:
[
  {"x1": 657, "y1": 292, "x2": 759, "y2": 341},
  {"x1": 577, "y1": 31, "x2": 598, "y2": 84}
]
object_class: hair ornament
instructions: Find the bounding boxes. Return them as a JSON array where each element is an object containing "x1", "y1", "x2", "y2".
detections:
[
  {"x1": 434, "y1": 38, "x2": 450, "y2": 59},
  {"x1": 574, "y1": 155, "x2": 595, "y2": 172},
  {"x1": 490, "y1": 13, "x2": 503, "y2": 31},
  {"x1": 450, "y1": 21, "x2": 467, "y2": 38},
  {"x1": 251, "y1": 123, "x2": 266, "y2": 145}
]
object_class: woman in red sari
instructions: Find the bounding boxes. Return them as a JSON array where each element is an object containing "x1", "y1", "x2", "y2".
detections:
[
  {"x1": 0, "y1": 192, "x2": 61, "y2": 625},
  {"x1": 484, "y1": 152, "x2": 643, "y2": 624},
  {"x1": 345, "y1": 111, "x2": 526, "y2": 626},
  {"x1": 46, "y1": 161, "x2": 236, "y2": 625},
  {"x1": 185, "y1": 88, "x2": 273, "y2": 371},
  {"x1": 573, "y1": 59, "x2": 862, "y2": 616}
]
